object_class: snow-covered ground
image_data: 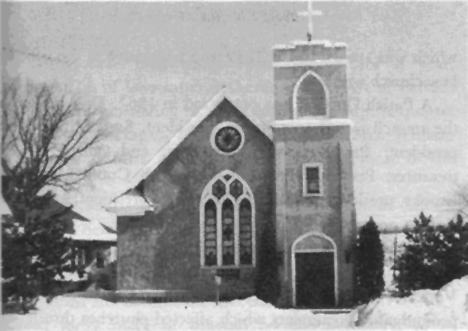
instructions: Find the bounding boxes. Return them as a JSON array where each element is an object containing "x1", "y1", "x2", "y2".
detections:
[
  {"x1": 353, "y1": 275, "x2": 468, "y2": 329},
  {"x1": 3, "y1": 297, "x2": 352, "y2": 330},
  {"x1": 3, "y1": 275, "x2": 467, "y2": 330}
]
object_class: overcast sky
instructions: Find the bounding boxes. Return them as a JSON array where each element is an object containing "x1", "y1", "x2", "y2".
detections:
[{"x1": 2, "y1": 2, "x2": 467, "y2": 229}]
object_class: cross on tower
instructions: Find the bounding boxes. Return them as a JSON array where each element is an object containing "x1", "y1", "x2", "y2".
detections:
[{"x1": 298, "y1": 0, "x2": 323, "y2": 42}]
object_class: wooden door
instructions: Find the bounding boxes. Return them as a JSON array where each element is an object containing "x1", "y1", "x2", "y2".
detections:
[{"x1": 295, "y1": 252, "x2": 335, "y2": 308}]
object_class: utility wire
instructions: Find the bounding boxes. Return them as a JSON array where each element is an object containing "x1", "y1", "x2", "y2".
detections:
[{"x1": 2, "y1": 46, "x2": 77, "y2": 66}]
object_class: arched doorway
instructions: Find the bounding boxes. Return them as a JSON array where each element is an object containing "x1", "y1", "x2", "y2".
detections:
[{"x1": 292, "y1": 232, "x2": 338, "y2": 308}]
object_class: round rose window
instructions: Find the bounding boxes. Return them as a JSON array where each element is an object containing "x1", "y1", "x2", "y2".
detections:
[{"x1": 211, "y1": 122, "x2": 244, "y2": 155}]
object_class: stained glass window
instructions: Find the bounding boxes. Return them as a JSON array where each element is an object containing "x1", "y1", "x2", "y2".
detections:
[
  {"x1": 229, "y1": 179, "x2": 243, "y2": 199},
  {"x1": 221, "y1": 200, "x2": 235, "y2": 265},
  {"x1": 212, "y1": 180, "x2": 226, "y2": 200},
  {"x1": 215, "y1": 126, "x2": 242, "y2": 153},
  {"x1": 239, "y1": 199, "x2": 253, "y2": 265},
  {"x1": 201, "y1": 171, "x2": 255, "y2": 267},
  {"x1": 204, "y1": 200, "x2": 217, "y2": 266}
]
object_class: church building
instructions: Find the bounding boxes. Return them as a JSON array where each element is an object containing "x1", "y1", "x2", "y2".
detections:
[{"x1": 106, "y1": 35, "x2": 357, "y2": 308}]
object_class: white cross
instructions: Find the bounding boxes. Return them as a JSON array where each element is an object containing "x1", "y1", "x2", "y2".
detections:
[{"x1": 298, "y1": 0, "x2": 323, "y2": 41}]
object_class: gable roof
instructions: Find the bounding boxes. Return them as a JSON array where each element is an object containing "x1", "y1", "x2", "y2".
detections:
[
  {"x1": 48, "y1": 198, "x2": 116, "y2": 242},
  {"x1": 128, "y1": 88, "x2": 273, "y2": 189}
]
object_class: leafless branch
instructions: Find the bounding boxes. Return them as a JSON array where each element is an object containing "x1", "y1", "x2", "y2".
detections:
[
  {"x1": 449, "y1": 183, "x2": 468, "y2": 217},
  {"x1": 2, "y1": 79, "x2": 114, "y2": 198}
]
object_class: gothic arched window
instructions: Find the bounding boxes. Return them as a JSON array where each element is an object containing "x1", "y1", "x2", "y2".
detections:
[
  {"x1": 200, "y1": 170, "x2": 255, "y2": 267},
  {"x1": 293, "y1": 70, "x2": 328, "y2": 118},
  {"x1": 204, "y1": 200, "x2": 217, "y2": 266}
]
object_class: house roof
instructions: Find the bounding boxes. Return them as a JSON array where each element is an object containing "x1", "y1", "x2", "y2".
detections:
[
  {"x1": 48, "y1": 197, "x2": 116, "y2": 242},
  {"x1": 127, "y1": 88, "x2": 273, "y2": 189},
  {"x1": 65, "y1": 218, "x2": 116, "y2": 242},
  {"x1": 2, "y1": 160, "x2": 115, "y2": 240}
]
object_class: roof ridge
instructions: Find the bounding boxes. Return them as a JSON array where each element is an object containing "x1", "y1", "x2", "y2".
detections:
[{"x1": 119, "y1": 88, "x2": 271, "y2": 193}]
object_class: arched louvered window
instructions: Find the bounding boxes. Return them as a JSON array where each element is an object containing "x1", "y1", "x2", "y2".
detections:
[
  {"x1": 200, "y1": 170, "x2": 255, "y2": 267},
  {"x1": 293, "y1": 70, "x2": 328, "y2": 118}
]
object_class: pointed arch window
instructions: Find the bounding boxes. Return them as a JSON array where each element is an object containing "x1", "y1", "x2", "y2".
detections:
[
  {"x1": 293, "y1": 70, "x2": 329, "y2": 118},
  {"x1": 204, "y1": 200, "x2": 217, "y2": 266},
  {"x1": 200, "y1": 170, "x2": 255, "y2": 267},
  {"x1": 239, "y1": 199, "x2": 253, "y2": 265},
  {"x1": 221, "y1": 199, "x2": 235, "y2": 265}
]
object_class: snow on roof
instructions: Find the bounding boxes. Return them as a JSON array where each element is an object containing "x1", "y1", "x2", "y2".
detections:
[
  {"x1": 108, "y1": 188, "x2": 151, "y2": 207},
  {"x1": 122, "y1": 88, "x2": 273, "y2": 192},
  {"x1": 273, "y1": 40, "x2": 347, "y2": 49},
  {"x1": 54, "y1": 271, "x2": 88, "y2": 282},
  {"x1": 332, "y1": 42, "x2": 348, "y2": 48},
  {"x1": 292, "y1": 40, "x2": 333, "y2": 47},
  {"x1": 105, "y1": 188, "x2": 154, "y2": 216},
  {"x1": 65, "y1": 219, "x2": 116, "y2": 242}
]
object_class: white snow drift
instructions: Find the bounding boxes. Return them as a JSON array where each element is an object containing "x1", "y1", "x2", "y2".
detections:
[
  {"x1": 353, "y1": 275, "x2": 468, "y2": 329},
  {"x1": 3, "y1": 275, "x2": 467, "y2": 330},
  {"x1": 4, "y1": 296, "x2": 351, "y2": 330}
]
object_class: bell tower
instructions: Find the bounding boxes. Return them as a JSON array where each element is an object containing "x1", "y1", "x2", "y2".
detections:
[
  {"x1": 273, "y1": 41, "x2": 349, "y2": 121},
  {"x1": 272, "y1": 3, "x2": 356, "y2": 308}
]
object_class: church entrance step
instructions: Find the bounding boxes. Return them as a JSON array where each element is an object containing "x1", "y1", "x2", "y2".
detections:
[{"x1": 310, "y1": 309, "x2": 352, "y2": 314}]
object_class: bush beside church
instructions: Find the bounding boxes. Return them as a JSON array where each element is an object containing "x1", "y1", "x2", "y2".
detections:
[
  {"x1": 393, "y1": 213, "x2": 468, "y2": 296},
  {"x1": 354, "y1": 217, "x2": 385, "y2": 304}
]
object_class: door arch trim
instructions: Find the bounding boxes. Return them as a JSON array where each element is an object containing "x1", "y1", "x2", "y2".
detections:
[{"x1": 291, "y1": 231, "x2": 338, "y2": 307}]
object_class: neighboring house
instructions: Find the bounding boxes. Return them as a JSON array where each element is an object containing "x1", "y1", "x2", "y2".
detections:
[
  {"x1": 51, "y1": 199, "x2": 117, "y2": 282},
  {"x1": 107, "y1": 38, "x2": 356, "y2": 308},
  {"x1": 67, "y1": 219, "x2": 116, "y2": 270},
  {"x1": 1, "y1": 173, "x2": 116, "y2": 283}
]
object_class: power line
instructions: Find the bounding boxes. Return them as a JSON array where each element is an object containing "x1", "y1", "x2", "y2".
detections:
[{"x1": 2, "y1": 46, "x2": 76, "y2": 65}]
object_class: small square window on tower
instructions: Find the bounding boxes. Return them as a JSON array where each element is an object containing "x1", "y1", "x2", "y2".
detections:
[{"x1": 303, "y1": 163, "x2": 323, "y2": 197}]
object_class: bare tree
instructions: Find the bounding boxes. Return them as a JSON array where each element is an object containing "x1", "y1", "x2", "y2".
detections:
[
  {"x1": 452, "y1": 183, "x2": 468, "y2": 217},
  {"x1": 1, "y1": 79, "x2": 114, "y2": 312},
  {"x1": 2, "y1": 79, "x2": 113, "y2": 199}
]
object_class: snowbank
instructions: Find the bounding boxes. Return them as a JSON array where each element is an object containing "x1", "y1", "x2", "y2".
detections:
[
  {"x1": 4, "y1": 296, "x2": 351, "y2": 330},
  {"x1": 225, "y1": 296, "x2": 275, "y2": 310},
  {"x1": 353, "y1": 275, "x2": 468, "y2": 329},
  {"x1": 6, "y1": 280, "x2": 468, "y2": 331}
]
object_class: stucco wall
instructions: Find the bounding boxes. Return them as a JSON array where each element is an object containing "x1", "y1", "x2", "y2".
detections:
[
  {"x1": 274, "y1": 125, "x2": 356, "y2": 306},
  {"x1": 117, "y1": 99, "x2": 275, "y2": 297}
]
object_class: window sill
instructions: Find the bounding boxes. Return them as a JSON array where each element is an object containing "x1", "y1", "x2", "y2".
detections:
[
  {"x1": 200, "y1": 265, "x2": 255, "y2": 270},
  {"x1": 303, "y1": 193, "x2": 323, "y2": 197}
]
